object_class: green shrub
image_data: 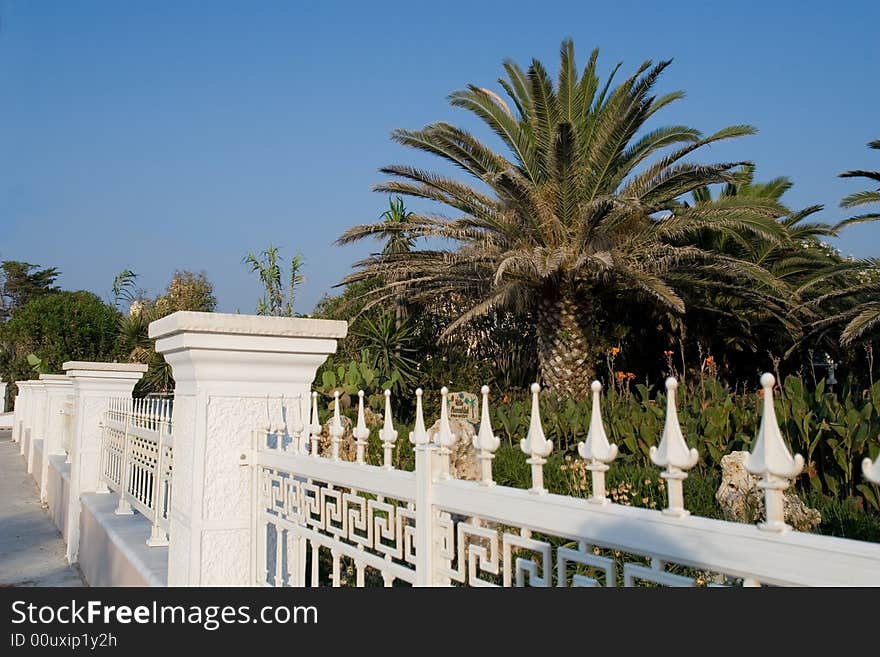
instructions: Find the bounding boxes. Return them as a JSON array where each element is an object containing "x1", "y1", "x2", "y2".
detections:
[
  {"x1": 315, "y1": 375, "x2": 880, "y2": 542},
  {"x1": 1, "y1": 291, "x2": 121, "y2": 398},
  {"x1": 488, "y1": 375, "x2": 880, "y2": 509}
]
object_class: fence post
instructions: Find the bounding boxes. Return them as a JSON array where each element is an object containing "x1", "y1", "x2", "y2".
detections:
[
  {"x1": 62, "y1": 361, "x2": 147, "y2": 563},
  {"x1": 147, "y1": 399, "x2": 171, "y2": 547},
  {"x1": 413, "y1": 444, "x2": 440, "y2": 586},
  {"x1": 38, "y1": 374, "x2": 73, "y2": 502},
  {"x1": 410, "y1": 389, "x2": 439, "y2": 586},
  {"x1": 95, "y1": 399, "x2": 112, "y2": 494},
  {"x1": 150, "y1": 311, "x2": 347, "y2": 586},
  {"x1": 0, "y1": 377, "x2": 6, "y2": 413},
  {"x1": 114, "y1": 401, "x2": 134, "y2": 515}
]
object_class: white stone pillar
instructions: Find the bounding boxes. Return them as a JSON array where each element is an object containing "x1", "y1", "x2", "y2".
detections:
[
  {"x1": 150, "y1": 311, "x2": 347, "y2": 586},
  {"x1": 15, "y1": 381, "x2": 34, "y2": 452},
  {"x1": 38, "y1": 374, "x2": 73, "y2": 502},
  {"x1": 62, "y1": 361, "x2": 147, "y2": 563},
  {"x1": 0, "y1": 378, "x2": 7, "y2": 413},
  {"x1": 27, "y1": 381, "x2": 48, "y2": 473},
  {"x1": 12, "y1": 381, "x2": 26, "y2": 445}
]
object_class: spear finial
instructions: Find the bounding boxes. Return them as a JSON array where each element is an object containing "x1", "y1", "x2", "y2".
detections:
[
  {"x1": 520, "y1": 383, "x2": 553, "y2": 494},
  {"x1": 434, "y1": 387, "x2": 457, "y2": 478},
  {"x1": 309, "y1": 391, "x2": 321, "y2": 457},
  {"x1": 473, "y1": 385, "x2": 500, "y2": 485},
  {"x1": 329, "y1": 390, "x2": 344, "y2": 461},
  {"x1": 578, "y1": 381, "x2": 618, "y2": 504},
  {"x1": 378, "y1": 389, "x2": 398, "y2": 469},
  {"x1": 745, "y1": 373, "x2": 804, "y2": 531},
  {"x1": 409, "y1": 388, "x2": 429, "y2": 446},
  {"x1": 352, "y1": 390, "x2": 370, "y2": 464},
  {"x1": 650, "y1": 378, "x2": 698, "y2": 516}
]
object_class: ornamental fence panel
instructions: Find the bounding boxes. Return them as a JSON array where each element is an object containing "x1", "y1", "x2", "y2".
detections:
[
  {"x1": 100, "y1": 397, "x2": 173, "y2": 547},
  {"x1": 254, "y1": 375, "x2": 880, "y2": 587}
]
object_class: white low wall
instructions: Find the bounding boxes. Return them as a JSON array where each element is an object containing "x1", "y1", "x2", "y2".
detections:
[
  {"x1": 0, "y1": 412, "x2": 12, "y2": 429},
  {"x1": 47, "y1": 459, "x2": 168, "y2": 587},
  {"x1": 47, "y1": 456, "x2": 70, "y2": 541},
  {"x1": 77, "y1": 493, "x2": 168, "y2": 587}
]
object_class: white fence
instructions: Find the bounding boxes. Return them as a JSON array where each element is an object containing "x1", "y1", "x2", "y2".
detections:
[
  {"x1": 256, "y1": 376, "x2": 880, "y2": 587},
  {"x1": 9, "y1": 313, "x2": 880, "y2": 587},
  {"x1": 99, "y1": 397, "x2": 173, "y2": 547}
]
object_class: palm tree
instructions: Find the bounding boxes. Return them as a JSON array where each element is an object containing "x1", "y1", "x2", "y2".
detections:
[
  {"x1": 688, "y1": 166, "x2": 836, "y2": 283},
  {"x1": 812, "y1": 140, "x2": 880, "y2": 345},
  {"x1": 337, "y1": 40, "x2": 786, "y2": 397},
  {"x1": 112, "y1": 269, "x2": 219, "y2": 395},
  {"x1": 378, "y1": 197, "x2": 414, "y2": 328},
  {"x1": 680, "y1": 166, "x2": 838, "y2": 359},
  {"x1": 838, "y1": 139, "x2": 880, "y2": 229},
  {"x1": 379, "y1": 196, "x2": 415, "y2": 257}
]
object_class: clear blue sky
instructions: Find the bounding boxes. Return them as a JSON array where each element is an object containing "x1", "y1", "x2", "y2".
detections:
[{"x1": 1, "y1": 1, "x2": 878, "y2": 313}]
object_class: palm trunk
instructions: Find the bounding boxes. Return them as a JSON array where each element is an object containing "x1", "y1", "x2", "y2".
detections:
[{"x1": 536, "y1": 287, "x2": 595, "y2": 399}]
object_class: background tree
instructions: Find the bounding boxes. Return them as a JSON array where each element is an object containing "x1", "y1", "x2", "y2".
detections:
[
  {"x1": 804, "y1": 139, "x2": 880, "y2": 348},
  {"x1": 350, "y1": 313, "x2": 419, "y2": 387},
  {"x1": 838, "y1": 139, "x2": 880, "y2": 229},
  {"x1": 668, "y1": 165, "x2": 840, "y2": 378},
  {"x1": 338, "y1": 40, "x2": 786, "y2": 397},
  {"x1": 244, "y1": 246, "x2": 305, "y2": 317},
  {"x1": 0, "y1": 290, "x2": 120, "y2": 407},
  {"x1": 376, "y1": 197, "x2": 415, "y2": 327},
  {"x1": 153, "y1": 270, "x2": 217, "y2": 316},
  {"x1": 113, "y1": 269, "x2": 218, "y2": 395},
  {"x1": 0, "y1": 261, "x2": 60, "y2": 323}
]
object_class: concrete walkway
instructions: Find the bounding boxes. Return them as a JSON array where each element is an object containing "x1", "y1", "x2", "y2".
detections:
[{"x1": 0, "y1": 431, "x2": 84, "y2": 586}]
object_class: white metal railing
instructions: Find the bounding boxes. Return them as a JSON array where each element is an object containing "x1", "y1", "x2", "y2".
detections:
[
  {"x1": 254, "y1": 376, "x2": 880, "y2": 587},
  {"x1": 100, "y1": 397, "x2": 173, "y2": 547}
]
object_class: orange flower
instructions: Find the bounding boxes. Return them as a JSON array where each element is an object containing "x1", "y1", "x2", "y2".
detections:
[
  {"x1": 705, "y1": 355, "x2": 714, "y2": 364},
  {"x1": 663, "y1": 350, "x2": 674, "y2": 357},
  {"x1": 615, "y1": 371, "x2": 626, "y2": 380},
  {"x1": 626, "y1": 372, "x2": 635, "y2": 380},
  {"x1": 758, "y1": 389, "x2": 765, "y2": 398},
  {"x1": 611, "y1": 347, "x2": 620, "y2": 357},
  {"x1": 502, "y1": 394, "x2": 509, "y2": 403}
]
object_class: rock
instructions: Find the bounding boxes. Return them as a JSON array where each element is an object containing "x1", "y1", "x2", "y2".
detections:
[
  {"x1": 318, "y1": 415, "x2": 357, "y2": 461},
  {"x1": 782, "y1": 493, "x2": 823, "y2": 532},
  {"x1": 427, "y1": 417, "x2": 481, "y2": 481},
  {"x1": 363, "y1": 407, "x2": 383, "y2": 429},
  {"x1": 715, "y1": 451, "x2": 821, "y2": 531}
]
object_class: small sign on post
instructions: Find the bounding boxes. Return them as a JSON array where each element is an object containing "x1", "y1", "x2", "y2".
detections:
[{"x1": 447, "y1": 391, "x2": 479, "y2": 424}]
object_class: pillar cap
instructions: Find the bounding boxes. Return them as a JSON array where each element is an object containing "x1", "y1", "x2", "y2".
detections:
[
  {"x1": 39, "y1": 374, "x2": 73, "y2": 388},
  {"x1": 149, "y1": 310, "x2": 348, "y2": 341},
  {"x1": 62, "y1": 361, "x2": 148, "y2": 373},
  {"x1": 62, "y1": 362, "x2": 148, "y2": 385}
]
